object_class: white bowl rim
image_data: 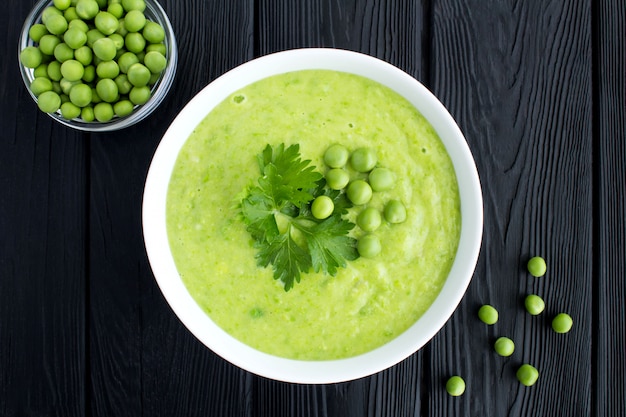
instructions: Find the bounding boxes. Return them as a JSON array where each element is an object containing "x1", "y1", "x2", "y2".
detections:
[{"x1": 142, "y1": 47, "x2": 483, "y2": 384}]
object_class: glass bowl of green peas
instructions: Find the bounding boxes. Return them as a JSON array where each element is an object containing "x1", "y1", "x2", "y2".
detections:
[{"x1": 18, "y1": 0, "x2": 177, "y2": 132}]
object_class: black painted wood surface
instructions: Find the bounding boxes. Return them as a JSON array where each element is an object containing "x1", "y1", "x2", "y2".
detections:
[{"x1": 1, "y1": 0, "x2": 623, "y2": 416}]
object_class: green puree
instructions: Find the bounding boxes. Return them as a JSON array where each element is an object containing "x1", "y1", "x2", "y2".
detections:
[{"x1": 166, "y1": 70, "x2": 461, "y2": 360}]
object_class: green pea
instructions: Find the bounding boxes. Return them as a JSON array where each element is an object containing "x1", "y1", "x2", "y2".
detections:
[
  {"x1": 82, "y1": 65, "x2": 96, "y2": 82},
  {"x1": 357, "y1": 234, "x2": 381, "y2": 258},
  {"x1": 63, "y1": 6, "x2": 79, "y2": 22},
  {"x1": 41, "y1": 6, "x2": 62, "y2": 24},
  {"x1": 524, "y1": 294, "x2": 545, "y2": 316},
  {"x1": 114, "y1": 74, "x2": 132, "y2": 94},
  {"x1": 20, "y1": 46, "x2": 43, "y2": 69},
  {"x1": 47, "y1": 60, "x2": 63, "y2": 81},
  {"x1": 527, "y1": 256, "x2": 547, "y2": 277},
  {"x1": 81, "y1": 105, "x2": 95, "y2": 122},
  {"x1": 552, "y1": 313, "x2": 573, "y2": 334},
  {"x1": 118, "y1": 51, "x2": 139, "y2": 73},
  {"x1": 383, "y1": 199, "x2": 406, "y2": 224},
  {"x1": 39, "y1": 34, "x2": 62, "y2": 56},
  {"x1": 357, "y1": 207, "x2": 381, "y2": 232},
  {"x1": 368, "y1": 167, "x2": 395, "y2": 191},
  {"x1": 144, "y1": 51, "x2": 167, "y2": 74},
  {"x1": 125, "y1": 32, "x2": 146, "y2": 53},
  {"x1": 60, "y1": 78, "x2": 80, "y2": 95},
  {"x1": 54, "y1": 43, "x2": 75, "y2": 63},
  {"x1": 63, "y1": 27, "x2": 87, "y2": 49},
  {"x1": 96, "y1": 78, "x2": 119, "y2": 103},
  {"x1": 108, "y1": 33, "x2": 125, "y2": 50},
  {"x1": 115, "y1": 18, "x2": 129, "y2": 37},
  {"x1": 51, "y1": 81, "x2": 62, "y2": 94},
  {"x1": 74, "y1": 45, "x2": 93, "y2": 66},
  {"x1": 68, "y1": 18, "x2": 89, "y2": 32},
  {"x1": 478, "y1": 304, "x2": 498, "y2": 325},
  {"x1": 311, "y1": 196, "x2": 334, "y2": 220},
  {"x1": 113, "y1": 99, "x2": 135, "y2": 117},
  {"x1": 142, "y1": 21, "x2": 165, "y2": 43},
  {"x1": 90, "y1": 87, "x2": 102, "y2": 103},
  {"x1": 129, "y1": 85, "x2": 151, "y2": 105},
  {"x1": 324, "y1": 144, "x2": 349, "y2": 168},
  {"x1": 53, "y1": 0, "x2": 72, "y2": 10},
  {"x1": 146, "y1": 43, "x2": 166, "y2": 55},
  {"x1": 60, "y1": 101, "x2": 81, "y2": 119},
  {"x1": 93, "y1": 37, "x2": 117, "y2": 61},
  {"x1": 94, "y1": 102, "x2": 114, "y2": 122},
  {"x1": 69, "y1": 83, "x2": 92, "y2": 107},
  {"x1": 494, "y1": 337, "x2": 515, "y2": 357},
  {"x1": 95, "y1": 11, "x2": 119, "y2": 35},
  {"x1": 96, "y1": 60, "x2": 120, "y2": 79},
  {"x1": 350, "y1": 147, "x2": 377, "y2": 172},
  {"x1": 325, "y1": 168, "x2": 349, "y2": 190},
  {"x1": 516, "y1": 364, "x2": 539, "y2": 387},
  {"x1": 124, "y1": 10, "x2": 146, "y2": 32},
  {"x1": 122, "y1": 0, "x2": 146, "y2": 12},
  {"x1": 127, "y1": 63, "x2": 151, "y2": 86},
  {"x1": 346, "y1": 180, "x2": 372, "y2": 205},
  {"x1": 445, "y1": 376, "x2": 465, "y2": 397},
  {"x1": 37, "y1": 91, "x2": 62, "y2": 113},
  {"x1": 60, "y1": 59, "x2": 84, "y2": 82},
  {"x1": 30, "y1": 77, "x2": 54, "y2": 96},
  {"x1": 108, "y1": 3, "x2": 124, "y2": 18},
  {"x1": 75, "y1": 0, "x2": 100, "y2": 20},
  {"x1": 149, "y1": 72, "x2": 160, "y2": 85},
  {"x1": 86, "y1": 28, "x2": 106, "y2": 48},
  {"x1": 33, "y1": 64, "x2": 49, "y2": 78},
  {"x1": 44, "y1": 14, "x2": 68, "y2": 35},
  {"x1": 28, "y1": 24, "x2": 49, "y2": 42}
]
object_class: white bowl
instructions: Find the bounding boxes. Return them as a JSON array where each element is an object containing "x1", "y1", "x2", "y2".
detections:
[{"x1": 142, "y1": 48, "x2": 482, "y2": 384}]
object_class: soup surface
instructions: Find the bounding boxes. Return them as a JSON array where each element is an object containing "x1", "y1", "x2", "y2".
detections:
[{"x1": 166, "y1": 70, "x2": 461, "y2": 360}]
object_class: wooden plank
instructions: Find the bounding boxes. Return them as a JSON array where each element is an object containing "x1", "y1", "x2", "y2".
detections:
[
  {"x1": 594, "y1": 1, "x2": 626, "y2": 415},
  {"x1": 0, "y1": 3, "x2": 87, "y2": 416},
  {"x1": 86, "y1": 1, "x2": 255, "y2": 416},
  {"x1": 427, "y1": 1, "x2": 593, "y2": 415},
  {"x1": 253, "y1": 1, "x2": 426, "y2": 416}
]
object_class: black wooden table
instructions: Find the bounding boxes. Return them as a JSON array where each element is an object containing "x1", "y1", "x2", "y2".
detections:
[{"x1": 2, "y1": 1, "x2": 624, "y2": 416}]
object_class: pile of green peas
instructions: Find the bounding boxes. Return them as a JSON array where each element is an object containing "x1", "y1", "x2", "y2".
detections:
[
  {"x1": 20, "y1": 0, "x2": 168, "y2": 122},
  {"x1": 310, "y1": 144, "x2": 407, "y2": 259}
]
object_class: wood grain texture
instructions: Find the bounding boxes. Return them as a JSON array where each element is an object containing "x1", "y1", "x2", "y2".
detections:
[
  {"x1": 0, "y1": 2, "x2": 87, "y2": 416},
  {"x1": 87, "y1": 1, "x2": 254, "y2": 416},
  {"x1": 427, "y1": 1, "x2": 592, "y2": 415},
  {"x1": 594, "y1": 1, "x2": 626, "y2": 415}
]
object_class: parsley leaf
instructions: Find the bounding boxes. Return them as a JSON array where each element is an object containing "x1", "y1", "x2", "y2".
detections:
[{"x1": 240, "y1": 143, "x2": 359, "y2": 291}]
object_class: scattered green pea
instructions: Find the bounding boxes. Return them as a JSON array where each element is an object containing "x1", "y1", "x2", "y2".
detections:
[
  {"x1": 494, "y1": 337, "x2": 515, "y2": 357},
  {"x1": 368, "y1": 167, "x2": 394, "y2": 191},
  {"x1": 124, "y1": 10, "x2": 146, "y2": 32},
  {"x1": 142, "y1": 21, "x2": 165, "y2": 43},
  {"x1": 44, "y1": 13, "x2": 68, "y2": 35},
  {"x1": 527, "y1": 256, "x2": 547, "y2": 277},
  {"x1": 552, "y1": 313, "x2": 573, "y2": 334},
  {"x1": 28, "y1": 24, "x2": 49, "y2": 43},
  {"x1": 68, "y1": 18, "x2": 89, "y2": 32},
  {"x1": 74, "y1": 45, "x2": 93, "y2": 66},
  {"x1": 96, "y1": 60, "x2": 120, "y2": 79},
  {"x1": 524, "y1": 294, "x2": 545, "y2": 316},
  {"x1": 96, "y1": 78, "x2": 119, "y2": 103},
  {"x1": 69, "y1": 83, "x2": 92, "y2": 107},
  {"x1": 383, "y1": 199, "x2": 406, "y2": 224},
  {"x1": 39, "y1": 34, "x2": 62, "y2": 55},
  {"x1": 63, "y1": 27, "x2": 87, "y2": 49},
  {"x1": 325, "y1": 168, "x2": 349, "y2": 190},
  {"x1": 346, "y1": 180, "x2": 372, "y2": 205},
  {"x1": 60, "y1": 59, "x2": 84, "y2": 81},
  {"x1": 82, "y1": 65, "x2": 96, "y2": 82},
  {"x1": 92, "y1": 37, "x2": 116, "y2": 61},
  {"x1": 75, "y1": 0, "x2": 99, "y2": 20},
  {"x1": 127, "y1": 62, "x2": 151, "y2": 86},
  {"x1": 122, "y1": 0, "x2": 146, "y2": 12},
  {"x1": 357, "y1": 207, "x2": 382, "y2": 232},
  {"x1": 128, "y1": 85, "x2": 151, "y2": 105},
  {"x1": 357, "y1": 234, "x2": 381, "y2": 258},
  {"x1": 93, "y1": 101, "x2": 114, "y2": 121},
  {"x1": 54, "y1": 43, "x2": 75, "y2": 62},
  {"x1": 125, "y1": 32, "x2": 146, "y2": 53},
  {"x1": 478, "y1": 304, "x2": 498, "y2": 325},
  {"x1": 47, "y1": 61, "x2": 63, "y2": 81},
  {"x1": 113, "y1": 99, "x2": 135, "y2": 117},
  {"x1": 64, "y1": 6, "x2": 79, "y2": 22},
  {"x1": 33, "y1": 64, "x2": 49, "y2": 78},
  {"x1": 94, "y1": 11, "x2": 119, "y2": 35},
  {"x1": 445, "y1": 376, "x2": 465, "y2": 397},
  {"x1": 516, "y1": 364, "x2": 539, "y2": 387},
  {"x1": 60, "y1": 101, "x2": 81, "y2": 119},
  {"x1": 81, "y1": 105, "x2": 95, "y2": 121},
  {"x1": 144, "y1": 51, "x2": 167, "y2": 74},
  {"x1": 350, "y1": 147, "x2": 377, "y2": 172},
  {"x1": 53, "y1": 0, "x2": 72, "y2": 10}
]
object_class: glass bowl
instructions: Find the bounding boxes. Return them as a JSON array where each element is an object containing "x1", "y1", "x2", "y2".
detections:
[{"x1": 18, "y1": 0, "x2": 177, "y2": 132}]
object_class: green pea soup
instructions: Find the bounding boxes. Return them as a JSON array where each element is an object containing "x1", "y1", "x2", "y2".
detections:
[{"x1": 166, "y1": 69, "x2": 461, "y2": 360}]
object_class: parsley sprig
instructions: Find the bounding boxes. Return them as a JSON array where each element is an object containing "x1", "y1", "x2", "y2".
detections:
[{"x1": 240, "y1": 143, "x2": 359, "y2": 291}]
